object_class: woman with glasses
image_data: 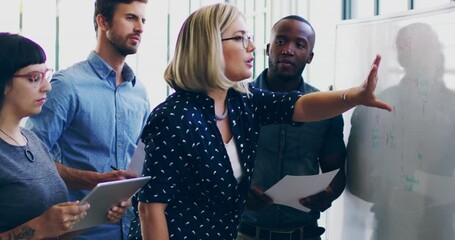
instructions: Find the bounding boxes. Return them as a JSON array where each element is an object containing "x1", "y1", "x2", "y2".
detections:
[
  {"x1": 128, "y1": 3, "x2": 392, "y2": 240},
  {"x1": 0, "y1": 32, "x2": 90, "y2": 239}
]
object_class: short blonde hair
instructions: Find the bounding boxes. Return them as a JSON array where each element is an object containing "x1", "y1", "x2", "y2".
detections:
[{"x1": 164, "y1": 3, "x2": 250, "y2": 94}]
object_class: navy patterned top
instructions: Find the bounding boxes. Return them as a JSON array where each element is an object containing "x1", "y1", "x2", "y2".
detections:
[{"x1": 128, "y1": 87, "x2": 301, "y2": 240}]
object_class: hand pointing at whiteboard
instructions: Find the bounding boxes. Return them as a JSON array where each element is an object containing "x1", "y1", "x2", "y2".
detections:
[
  {"x1": 343, "y1": 54, "x2": 393, "y2": 111},
  {"x1": 292, "y1": 54, "x2": 392, "y2": 123}
]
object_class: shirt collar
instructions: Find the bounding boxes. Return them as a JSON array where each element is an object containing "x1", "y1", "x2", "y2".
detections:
[
  {"x1": 253, "y1": 69, "x2": 305, "y2": 92},
  {"x1": 175, "y1": 89, "x2": 238, "y2": 110},
  {"x1": 87, "y1": 51, "x2": 137, "y2": 86}
]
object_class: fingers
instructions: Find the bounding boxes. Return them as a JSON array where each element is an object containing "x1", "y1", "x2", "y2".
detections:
[
  {"x1": 63, "y1": 202, "x2": 90, "y2": 215},
  {"x1": 366, "y1": 62, "x2": 379, "y2": 92},
  {"x1": 122, "y1": 170, "x2": 139, "y2": 179},
  {"x1": 250, "y1": 186, "x2": 273, "y2": 204},
  {"x1": 118, "y1": 199, "x2": 132, "y2": 208},
  {"x1": 246, "y1": 186, "x2": 273, "y2": 211},
  {"x1": 361, "y1": 54, "x2": 392, "y2": 111},
  {"x1": 366, "y1": 54, "x2": 381, "y2": 90},
  {"x1": 299, "y1": 187, "x2": 335, "y2": 212},
  {"x1": 114, "y1": 170, "x2": 138, "y2": 179},
  {"x1": 68, "y1": 215, "x2": 80, "y2": 224},
  {"x1": 55, "y1": 200, "x2": 79, "y2": 207},
  {"x1": 373, "y1": 100, "x2": 393, "y2": 112},
  {"x1": 372, "y1": 54, "x2": 381, "y2": 68},
  {"x1": 299, "y1": 196, "x2": 331, "y2": 212},
  {"x1": 106, "y1": 202, "x2": 128, "y2": 223},
  {"x1": 250, "y1": 185, "x2": 264, "y2": 195},
  {"x1": 107, "y1": 207, "x2": 124, "y2": 223},
  {"x1": 64, "y1": 213, "x2": 85, "y2": 230},
  {"x1": 62, "y1": 202, "x2": 90, "y2": 227},
  {"x1": 103, "y1": 170, "x2": 138, "y2": 182}
]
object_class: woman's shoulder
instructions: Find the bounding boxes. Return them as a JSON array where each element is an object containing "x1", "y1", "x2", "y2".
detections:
[
  {"x1": 20, "y1": 128, "x2": 39, "y2": 141},
  {"x1": 152, "y1": 92, "x2": 194, "y2": 114}
]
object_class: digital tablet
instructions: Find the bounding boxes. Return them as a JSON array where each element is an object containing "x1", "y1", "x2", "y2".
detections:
[{"x1": 72, "y1": 176, "x2": 151, "y2": 231}]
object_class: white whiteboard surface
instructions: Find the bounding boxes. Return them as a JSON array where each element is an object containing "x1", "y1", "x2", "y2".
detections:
[{"x1": 330, "y1": 3, "x2": 455, "y2": 240}]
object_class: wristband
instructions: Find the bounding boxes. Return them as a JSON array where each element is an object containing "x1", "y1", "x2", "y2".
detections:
[{"x1": 341, "y1": 91, "x2": 352, "y2": 106}]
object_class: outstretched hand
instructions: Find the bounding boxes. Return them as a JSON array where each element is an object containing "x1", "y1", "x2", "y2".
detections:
[{"x1": 351, "y1": 55, "x2": 393, "y2": 112}]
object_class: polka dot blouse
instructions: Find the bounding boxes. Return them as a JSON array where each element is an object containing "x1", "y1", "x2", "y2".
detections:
[{"x1": 128, "y1": 87, "x2": 301, "y2": 240}]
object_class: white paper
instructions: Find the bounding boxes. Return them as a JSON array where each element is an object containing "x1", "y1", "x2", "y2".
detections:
[
  {"x1": 264, "y1": 169, "x2": 339, "y2": 212},
  {"x1": 127, "y1": 141, "x2": 146, "y2": 175}
]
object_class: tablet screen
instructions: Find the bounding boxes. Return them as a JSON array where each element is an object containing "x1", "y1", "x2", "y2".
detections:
[{"x1": 72, "y1": 176, "x2": 151, "y2": 231}]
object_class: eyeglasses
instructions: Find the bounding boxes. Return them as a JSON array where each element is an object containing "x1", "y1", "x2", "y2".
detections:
[
  {"x1": 222, "y1": 34, "x2": 254, "y2": 49},
  {"x1": 13, "y1": 68, "x2": 54, "y2": 88}
]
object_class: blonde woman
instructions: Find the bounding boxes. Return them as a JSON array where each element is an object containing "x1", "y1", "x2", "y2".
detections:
[{"x1": 128, "y1": 3, "x2": 391, "y2": 240}]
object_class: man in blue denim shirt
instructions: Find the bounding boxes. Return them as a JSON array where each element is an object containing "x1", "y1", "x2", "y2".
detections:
[
  {"x1": 26, "y1": 0, "x2": 150, "y2": 239},
  {"x1": 239, "y1": 16, "x2": 346, "y2": 240}
]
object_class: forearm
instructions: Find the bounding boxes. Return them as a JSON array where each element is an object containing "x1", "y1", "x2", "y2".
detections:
[
  {"x1": 293, "y1": 55, "x2": 391, "y2": 122},
  {"x1": 55, "y1": 162, "x2": 138, "y2": 190},
  {"x1": 293, "y1": 89, "x2": 355, "y2": 122},
  {"x1": 320, "y1": 153, "x2": 347, "y2": 200},
  {"x1": 139, "y1": 202, "x2": 169, "y2": 240},
  {"x1": 329, "y1": 168, "x2": 347, "y2": 199},
  {"x1": 55, "y1": 162, "x2": 100, "y2": 189},
  {"x1": 1, "y1": 219, "x2": 45, "y2": 240}
]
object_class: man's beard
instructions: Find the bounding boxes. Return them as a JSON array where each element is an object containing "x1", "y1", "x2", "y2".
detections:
[
  {"x1": 269, "y1": 59, "x2": 306, "y2": 82},
  {"x1": 269, "y1": 60, "x2": 304, "y2": 82},
  {"x1": 108, "y1": 32, "x2": 139, "y2": 56}
]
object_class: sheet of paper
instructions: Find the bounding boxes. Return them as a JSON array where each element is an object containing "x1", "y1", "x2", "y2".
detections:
[
  {"x1": 127, "y1": 141, "x2": 146, "y2": 175},
  {"x1": 265, "y1": 169, "x2": 339, "y2": 212}
]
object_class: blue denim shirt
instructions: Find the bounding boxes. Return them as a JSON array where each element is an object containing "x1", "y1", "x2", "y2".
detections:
[
  {"x1": 27, "y1": 51, "x2": 150, "y2": 239},
  {"x1": 241, "y1": 69, "x2": 346, "y2": 229}
]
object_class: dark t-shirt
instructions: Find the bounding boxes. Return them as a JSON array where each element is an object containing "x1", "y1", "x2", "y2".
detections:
[{"x1": 0, "y1": 128, "x2": 68, "y2": 232}]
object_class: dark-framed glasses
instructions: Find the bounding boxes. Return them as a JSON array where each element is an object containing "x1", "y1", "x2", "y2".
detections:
[
  {"x1": 222, "y1": 34, "x2": 254, "y2": 49},
  {"x1": 13, "y1": 68, "x2": 54, "y2": 88}
]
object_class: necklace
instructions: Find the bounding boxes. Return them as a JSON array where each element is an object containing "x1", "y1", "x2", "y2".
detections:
[
  {"x1": 214, "y1": 105, "x2": 228, "y2": 121},
  {"x1": 0, "y1": 128, "x2": 35, "y2": 162}
]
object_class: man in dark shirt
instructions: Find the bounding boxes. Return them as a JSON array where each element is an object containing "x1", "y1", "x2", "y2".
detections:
[{"x1": 239, "y1": 15, "x2": 347, "y2": 240}]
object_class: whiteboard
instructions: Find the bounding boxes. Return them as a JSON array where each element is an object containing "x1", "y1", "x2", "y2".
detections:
[{"x1": 331, "y1": 3, "x2": 455, "y2": 240}]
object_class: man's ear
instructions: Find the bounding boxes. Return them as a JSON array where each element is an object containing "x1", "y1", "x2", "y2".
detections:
[
  {"x1": 307, "y1": 52, "x2": 314, "y2": 64},
  {"x1": 266, "y1": 43, "x2": 270, "y2": 56},
  {"x1": 96, "y1": 14, "x2": 109, "y2": 32}
]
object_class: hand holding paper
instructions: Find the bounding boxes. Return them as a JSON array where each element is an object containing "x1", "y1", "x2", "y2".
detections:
[
  {"x1": 299, "y1": 185, "x2": 334, "y2": 212},
  {"x1": 264, "y1": 169, "x2": 339, "y2": 212}
]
